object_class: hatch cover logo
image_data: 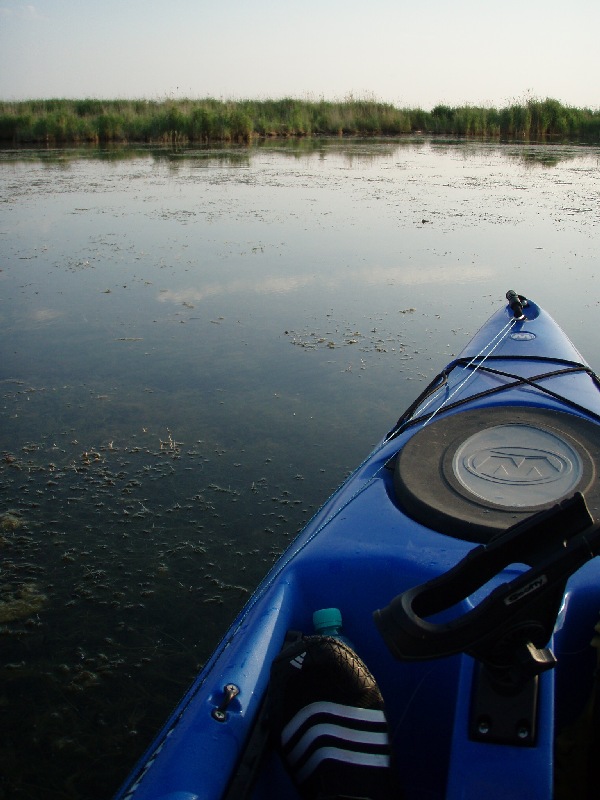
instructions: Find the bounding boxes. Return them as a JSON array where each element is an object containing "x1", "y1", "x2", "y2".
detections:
[{"x1": 464, "y1": 447, "x2": 572, "y2": 485}]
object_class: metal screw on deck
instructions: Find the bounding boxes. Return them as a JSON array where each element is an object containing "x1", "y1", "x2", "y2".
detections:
[{"x1": 211, "y1": 683, "x2": 240, "y2": 722}]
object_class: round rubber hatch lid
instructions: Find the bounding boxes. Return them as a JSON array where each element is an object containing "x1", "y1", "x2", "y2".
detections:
[{"x1": 394, "y1": 406, "x2": 600, "y2": 543}]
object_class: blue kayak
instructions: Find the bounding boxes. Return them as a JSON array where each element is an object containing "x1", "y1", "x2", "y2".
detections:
[{"x1": 115, "y1": 292, "x2": 600, "y2": 800}]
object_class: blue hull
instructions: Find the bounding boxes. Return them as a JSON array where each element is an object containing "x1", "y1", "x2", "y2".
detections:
[{"x1": 115, "y1": 296, "x2": 600, "y2": 800}]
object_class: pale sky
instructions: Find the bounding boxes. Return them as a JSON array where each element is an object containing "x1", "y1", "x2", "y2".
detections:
[{"x1": 1, "y1": 0, "x2": 598, "y2": 109}]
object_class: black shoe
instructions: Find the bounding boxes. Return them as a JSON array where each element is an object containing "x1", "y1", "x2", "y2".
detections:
[{"x1": 269, "y1": 635, "x2": 401, "y2": 799}]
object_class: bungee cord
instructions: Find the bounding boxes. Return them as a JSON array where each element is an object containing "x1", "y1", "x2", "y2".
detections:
[
  {"x1": 419, "y1": 316, "x2": 517, "y2": 429},
  {"x1": 384, "y1": 313, "x2": 518, "y2": 443}
]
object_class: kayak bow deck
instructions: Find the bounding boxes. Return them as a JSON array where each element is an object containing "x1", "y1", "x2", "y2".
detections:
[{"x1": 115, "y1": 293, "x2": 600, "y2": 800}]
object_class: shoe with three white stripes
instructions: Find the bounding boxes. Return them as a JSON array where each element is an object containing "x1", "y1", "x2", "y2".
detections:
[{"x1": 269, "y1": 635, "x2": 402, "y2": 799}]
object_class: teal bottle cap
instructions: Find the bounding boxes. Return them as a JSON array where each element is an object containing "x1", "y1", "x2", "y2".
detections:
[{"x1": 313, "y1": 607, "x2": 343, "y2": 632}]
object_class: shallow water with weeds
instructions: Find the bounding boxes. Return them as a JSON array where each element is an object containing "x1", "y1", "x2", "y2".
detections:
[{"x1": 0, "y1": 138, "x2": 599, "y2": 799}]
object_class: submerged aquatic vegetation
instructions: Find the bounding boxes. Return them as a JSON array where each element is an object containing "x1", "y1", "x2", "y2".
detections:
[
  {"x1": 0, "y1": 96, "x2": 599, "y2": 144},
  {"x1": 0, "y1": 417, "x2": 319, "y2": 797},
  {"x1": 0, "y1": 583, "x2": 46, "y2": 623},
  {"x1": 1, "y1": 511, "x2": 23, "y2": 531}
]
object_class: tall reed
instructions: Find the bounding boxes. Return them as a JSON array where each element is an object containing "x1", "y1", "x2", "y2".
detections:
[{"x1": 0, "y1": 97, "x2": 598, "y2": 144}]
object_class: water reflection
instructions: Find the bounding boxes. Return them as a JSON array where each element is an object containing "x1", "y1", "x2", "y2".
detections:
[
  {"x1": 2, "y1": 135, "x2": 599, "y2": 170},
  {"x1": 157, "y1": 262, "x2": 496, "y2": 307}
]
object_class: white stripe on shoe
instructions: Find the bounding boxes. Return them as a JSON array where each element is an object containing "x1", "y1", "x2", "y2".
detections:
[
  {"x1": 287, "y1": 722, "x2": 390, "y2": 766},
  {"x1": 295, "y1": 746, "x2": 390, "y2": 784},
  {"x1": 281, "y1": 701, "x2": 387, "y2": 746}
]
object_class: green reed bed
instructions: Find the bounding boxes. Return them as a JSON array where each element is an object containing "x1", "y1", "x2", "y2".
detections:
[{"x1": 1, "y1": 97, "x2": 599, "y2": 144}]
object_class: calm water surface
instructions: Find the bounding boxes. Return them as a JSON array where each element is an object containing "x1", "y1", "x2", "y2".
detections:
[{"x1": 0, "y1": 138, "x2": 599, "y2": 798}]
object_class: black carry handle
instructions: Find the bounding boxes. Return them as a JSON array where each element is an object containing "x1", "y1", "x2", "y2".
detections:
[
  {"x1": 374, "y1": 493, "x2": 599, "y2": 687},
  {"x1": 506, "y1": 289, "x2": 528, "y2": 319}
]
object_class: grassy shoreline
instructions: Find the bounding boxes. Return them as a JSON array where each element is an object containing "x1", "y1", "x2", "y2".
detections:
[{"x1": 1, "y1": 97, "x2": 599, "y2": 144}]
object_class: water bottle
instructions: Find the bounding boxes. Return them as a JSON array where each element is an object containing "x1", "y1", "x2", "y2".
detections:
[{"x1": 312, "y1": 607, "x2": 354, "y2": 648}]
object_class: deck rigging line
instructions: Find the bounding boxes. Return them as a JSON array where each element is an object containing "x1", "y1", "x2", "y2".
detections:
[
  {"x1": 418, "y1": 317, "x2": 517, "y2": 430},
  {"x1": 385, "y1": 316, "x2": 517, "y2": 441}
]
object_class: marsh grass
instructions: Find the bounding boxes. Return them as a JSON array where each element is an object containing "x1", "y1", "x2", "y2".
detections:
[{"x1": 0, "y1": 97, "x2": 599, "y2": 144}]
